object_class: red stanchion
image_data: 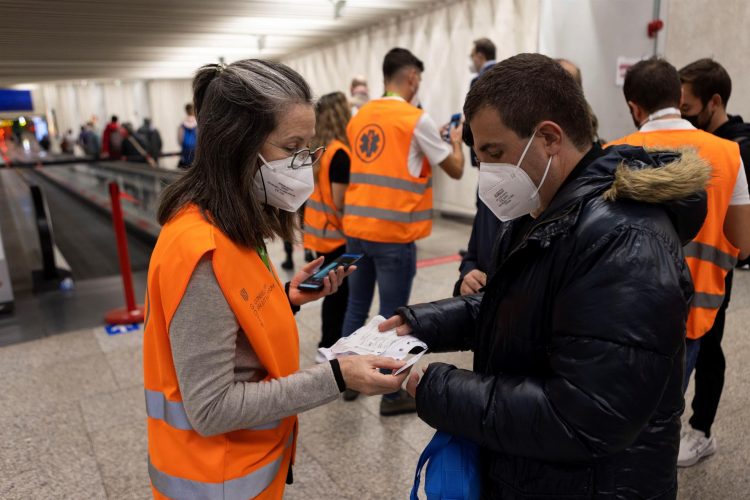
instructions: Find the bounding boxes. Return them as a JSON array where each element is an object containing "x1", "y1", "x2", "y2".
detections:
[{"x1": 105, "y1": 181, "x2": 145, "y2": 324}]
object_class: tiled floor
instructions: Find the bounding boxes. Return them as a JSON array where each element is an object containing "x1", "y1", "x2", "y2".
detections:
[{"x1": 0, "y1": 218, "x2": 748, "y2": 499}]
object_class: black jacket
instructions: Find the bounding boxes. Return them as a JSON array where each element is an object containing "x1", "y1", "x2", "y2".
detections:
[
  {"x1": 398, "y1": 145, "x2": 709, "y2": 499},
  {"x1": 714, "y1": 114, "x2": 750, "y2": 175},
  {"x1": 454, "y1": 200, "x2": 503, "y2": 296}
]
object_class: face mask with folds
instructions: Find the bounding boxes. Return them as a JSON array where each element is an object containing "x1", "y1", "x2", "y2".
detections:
[
  {"x1": 478, "y1": 131, "x2": 553, "y2": 222},
  {"x1": 252, "y1": 153, "x2": 315, "y2": 212}
]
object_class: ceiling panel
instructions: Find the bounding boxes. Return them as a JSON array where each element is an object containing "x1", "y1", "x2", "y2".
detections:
[{"x1": 0, "y1": 0, "x2": 440, "y2": 86}]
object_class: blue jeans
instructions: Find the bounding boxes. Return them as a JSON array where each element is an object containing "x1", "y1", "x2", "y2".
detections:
[
  {"x1": 342, "y1": 237, "x2": 417, "y2": 337},
  {"x1": 342, "y1": 238, "x2": 417, "y2": 399},
  {"x1": 684, "y1": 338, "x2": 702, "y2": 393}
]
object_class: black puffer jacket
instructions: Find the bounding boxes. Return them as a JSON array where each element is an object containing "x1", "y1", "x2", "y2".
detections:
[{"x1": 398, "y1": 145, "x2": 709, "y2": 499}]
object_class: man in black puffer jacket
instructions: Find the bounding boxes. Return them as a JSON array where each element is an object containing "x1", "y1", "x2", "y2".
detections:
[{"x1": 382, "y1": 54, "x2": 710, "y2": 499}]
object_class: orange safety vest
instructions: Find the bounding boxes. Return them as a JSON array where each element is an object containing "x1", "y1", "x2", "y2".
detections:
[
  {"x1": 342, "y1": 98, "x2": 433, "y2": 243},
  {"x1": 143, "y1": 205, "x2": 299, "y2": 499},
  {"x1": 303, "y1": 139, "x2": 349, "y2": 253},
  {"x1": 608, "y1": 129, "x2": 741, "y2": 339}
]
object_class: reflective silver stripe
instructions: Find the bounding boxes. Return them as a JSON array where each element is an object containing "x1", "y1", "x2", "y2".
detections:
[
  {"x1": 145, "y1": 389, "x2": 193, "y2": 431},
  {"x1": 149, "y1": 454, "x2": 281, "y2": 500},
  {"x1": 145, "y1": 390, "x2": 280, "y2": 432},
  {"x1": 345, "y1": 205, "x2": 433, "y2": 223},
  {"x1": 306, "y1": 199, "x2": 337, "y2": 215},
  {"x1": 692, "y1": 292, "x2": 725, "y2": 309},
  {"x1": 350, "y1": 173, "x2": 432, "y2": 194},
  {"x1": 684, "y1": 241, "x2": 737, "y2": 271},
  {"x1": 148, "y1": 433, "x2": 294, "y2": 499},
  {"x1": 305, "y1": 225, "x2": 344, "y2": 240}
]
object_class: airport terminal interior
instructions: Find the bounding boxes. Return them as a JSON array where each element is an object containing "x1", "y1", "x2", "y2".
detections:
[{"x1": 1, "y1": 0, "x2": 749, "y2": 499}]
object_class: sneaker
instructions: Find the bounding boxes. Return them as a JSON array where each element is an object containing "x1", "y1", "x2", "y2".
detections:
[
  {"x1": 379, "y1": 389, "x2": 417, "y2": 416},
  {"x1": 677, "y1": 427, "x2": 717, "y2": 467},
  {"x1": 342, "y1": 389, "x2": 360, "y2": 401}
]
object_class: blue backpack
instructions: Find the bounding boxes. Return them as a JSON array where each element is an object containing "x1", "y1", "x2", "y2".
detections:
[{"x1": 411, "y1": 431, "x2": 480, "y2": 500}]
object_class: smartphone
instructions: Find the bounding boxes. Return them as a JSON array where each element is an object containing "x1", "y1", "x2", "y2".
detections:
[
  {"x1": 442, "y1": 113, "x2": 462, "y2": 141},
  {"x1": 298, "y1": 253, "x2": 363, "y2": 291}
]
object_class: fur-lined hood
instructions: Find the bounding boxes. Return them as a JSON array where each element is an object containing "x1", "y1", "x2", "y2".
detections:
[
  {"x1": 602, "y1": 148, "x2": 711, "y2": 204},
  {"x1": 540, "y1": 145, "x2": 709, "y2": 245}
]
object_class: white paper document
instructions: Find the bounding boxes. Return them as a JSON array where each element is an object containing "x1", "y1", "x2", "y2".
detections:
[{"x1": 319, "y1": 315, "x2": 428, "y2": 375}]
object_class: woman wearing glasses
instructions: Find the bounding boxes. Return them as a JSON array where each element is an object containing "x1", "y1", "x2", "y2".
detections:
[
  {"x1": 143, "y1": 59, "x2": 408, "y2": 500},
  {"x1": 303, "y1": 92, "x2": 353, "y2": 353}
]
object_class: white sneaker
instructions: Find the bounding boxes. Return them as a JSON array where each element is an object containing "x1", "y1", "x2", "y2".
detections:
[{"x1": 677, "y1": 427, "x2": 717, "y2": 467}]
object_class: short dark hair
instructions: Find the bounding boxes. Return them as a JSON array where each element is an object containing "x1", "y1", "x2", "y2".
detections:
[
  {"x1": 383, "y1": 48, "x2": 424, "y2": 81},
  {"x1": 111, "y1": 115, "x2": 118, "y2": 123},
  {"x1": 679, "y1": 58, "x2": 732, "y2": 107},
  {"x1": 185, "y1": 103, "x2": 194, "y2": 115},
  {"x1": 158, "y1": 59, "x2": 312, "y2": 248},
  {"x1": 464, "y1": 53, "x2": 592, "y2": 150},
  {"x1": 623, "y1": 58, "x2": 681, "y2": 114},
  {"x1": 473, "y1": 38, "x2": 496, "y2": 61}
]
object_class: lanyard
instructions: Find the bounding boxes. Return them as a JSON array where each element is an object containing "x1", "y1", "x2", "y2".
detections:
[
  {"x1": 256, "y1": 245, "x2": 272, "y2": 272},
  {"x1": 383, "y1": 91, "x2": 400, "y2": 98}
]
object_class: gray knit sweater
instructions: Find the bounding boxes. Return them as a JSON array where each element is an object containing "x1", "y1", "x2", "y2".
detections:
[{"x1": 169, "y1": 257, "x2": 340, "y2": 437}]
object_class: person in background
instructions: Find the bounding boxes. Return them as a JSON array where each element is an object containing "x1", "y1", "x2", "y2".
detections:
[
  {"x1": 60, "y1": 129, "x2": 75, "y2": 154},
  {"x1": 341, "y1": 47, "x2": 464, "y2": 412},
  {"x1": 349, "y1": 75, "x2": 369, "y2": 116},
  {"x1": 137, "y1": 118, "x2": 163, "y2": 166},
  {"x1": 122, "y1": 122, "x2": 151, "y2": 164},
  {"x1": 144, "y1": 59, "x2": 409, "y2": 500},
  {"x1": 556, "y1": 58, "x2": 602, "y2": 144},
  {"x1": 303, "y1": 91, "x2": 352, "y2": 351},
  {"x1": 381, "y1": 52, "x2": 711, "y2": 498},
  {"x1": 80, "y1": 121, "x2": 100, "y2": 158},
  {"x1": 672, "y1": 57, "x2": 750, "y2": 467},
  {"x1": 102, "y1": 115, "x2": 125, "y2": 159},
  {"x1": 452, "y1": 37, "x2": 499, "y2": 293},
  {"x1": 177, "y1": 103, "x2": 198, "y2": 168},
  {"x1": 608, "y1": 56, "x2": 750, "y2": 465}
]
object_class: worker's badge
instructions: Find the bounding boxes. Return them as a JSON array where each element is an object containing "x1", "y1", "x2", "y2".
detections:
[{"x1": 355, "y1": 124, "x2": 385, "y2": 163}]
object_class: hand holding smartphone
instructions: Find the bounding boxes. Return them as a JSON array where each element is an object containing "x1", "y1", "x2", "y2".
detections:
[
  {"x1": 442, "y1": 113, "x2": 462, "y2": 142},
  {"x1": 298, "y1": 253, "x2": 363, "y2": 291}
]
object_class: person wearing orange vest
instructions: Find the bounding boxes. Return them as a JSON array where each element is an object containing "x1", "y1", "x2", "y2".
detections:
[
  {"x1": 143, "y1": 59, "x2": 409, "y2": 500},
  {"x1": 608, "y1": 58, "x2": 750, "y2": 467},
  {"x1": 675, "y1": 58, "x2": 750, "y2": 467},
  {"x1": 303, "y1": 91, "x2": 353, "y2": 351},
  {"x1": 340, "y1": 48, "x2": 465, "y2": 413}
]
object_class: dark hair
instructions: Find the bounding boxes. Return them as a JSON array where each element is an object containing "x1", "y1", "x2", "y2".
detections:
[
  {"x1": 623, "y1": 58, "x2": 681, "y2": 113},
  {"x1": 111, "y1": 115, "x2": 118, "y2": 123},
  {"x1": 473, "y1": 38, "x2": 496, "y2": 61},
  {"x1": 185, "y1": 103, "x2": 194, "y2": 115},
  {"x1": 464, "y1": 53, "x2": 592, "y2": 150},
  {"x1": 383, "y1": 48, "x2": 424, "y2": 81},
  {"x1": 679, "y1": 58, "x2": 732, "y2": 107},
  {"x1": 158, "y1": 59, "x2": 313, "y2": 248}
]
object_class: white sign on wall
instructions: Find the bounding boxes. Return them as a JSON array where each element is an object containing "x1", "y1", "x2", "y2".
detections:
[{"x1": 616, "y1": 57, "x2": 642, "y2": 87}]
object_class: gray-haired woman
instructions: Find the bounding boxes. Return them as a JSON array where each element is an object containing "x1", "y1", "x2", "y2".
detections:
[{"x1": 143, "y1": 59, "x2": 407, "y2": 500}]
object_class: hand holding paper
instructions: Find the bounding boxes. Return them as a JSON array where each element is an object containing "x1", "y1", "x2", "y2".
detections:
[{"x1": 319, "y1": 316, "x2": 428, "y2": 377}]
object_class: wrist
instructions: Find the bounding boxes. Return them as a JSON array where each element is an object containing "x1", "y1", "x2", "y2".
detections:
[{"x1": 330, "y1": 358, "x2": 347, "y2": 392}]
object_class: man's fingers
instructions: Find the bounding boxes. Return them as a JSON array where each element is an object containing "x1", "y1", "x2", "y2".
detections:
[
  {"x1": 369, "y1": 356, "x2": 406, "y2": 370},
  {"x1": 378, "y1": 315, "x2": 404, "y2": 332},
  {"x1": 396, "y1": 324, "x2": 413, "y2": 336}
]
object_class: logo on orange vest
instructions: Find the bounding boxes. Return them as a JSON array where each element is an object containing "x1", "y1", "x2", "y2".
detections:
[
  {"x1": 240, "y1": 288, "x2": 249, "y2": 301},
  {"x1": 355, "y1": 124, "x2": 385, "y2": 163}
]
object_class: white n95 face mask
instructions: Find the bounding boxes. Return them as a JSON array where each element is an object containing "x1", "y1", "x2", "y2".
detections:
[
  {"x1": 253, "y1": 154, "x2": 315, "y2": 212},
  {"x1": 478, "y1": 132, "x2": 552, "y2": 222}
]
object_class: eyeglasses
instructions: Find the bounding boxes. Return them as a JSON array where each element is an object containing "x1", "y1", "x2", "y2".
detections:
[{"x1": 268, "y1": 142, "x2": 326, "y2": 169}]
